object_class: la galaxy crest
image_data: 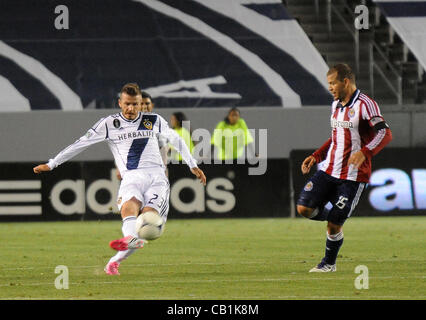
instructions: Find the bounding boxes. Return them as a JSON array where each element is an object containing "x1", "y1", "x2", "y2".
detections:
[{"x1": 143, "y1": 119, "x2": 153, "y2": 130}]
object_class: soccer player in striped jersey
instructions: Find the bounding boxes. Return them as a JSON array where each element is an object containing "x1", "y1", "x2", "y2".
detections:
[
  {"x1": 296, "y1": 64, "x2": 392, "y2": 272},
  {"x1": 33, "y1": 83, "x2": 206, "y2": 275}
]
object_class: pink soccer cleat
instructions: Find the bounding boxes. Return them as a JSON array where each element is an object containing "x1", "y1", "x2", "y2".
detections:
[
  {"x1": 104, "y1": 261, "x2": 120, "y2": 275},
  {"x1": 109, "y1": 235, "x2": 146, "y2": 251}
]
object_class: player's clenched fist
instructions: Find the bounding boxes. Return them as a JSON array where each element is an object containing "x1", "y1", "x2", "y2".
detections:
[
  {"x1": 33, "y1": 164, "x2": 51, "y2": 174},
  {"x1": 301, "y1": 155, "x2": 316, "y2": 175}
]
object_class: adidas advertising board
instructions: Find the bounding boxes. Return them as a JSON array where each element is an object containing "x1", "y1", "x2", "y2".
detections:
[{"x1": 0, "y1": 160, "x2": 289, "y2": 221}]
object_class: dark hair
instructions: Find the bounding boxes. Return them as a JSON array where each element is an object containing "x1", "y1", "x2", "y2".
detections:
[
  {"x1": 172, "y1": 112, "x2": 187, "y2": 128},
  {"x1": 141, "y1": 91, "x2": 152, "y2": 100},
  {"x1": 120, "y1": 83, "x2": 141, "y2": 97},
  {"x1": 224, "y1": 107, "x2": 240, "y2": 124},
  {"x1": 327, "y1": 63, "x2": 355, "y2": 83}
]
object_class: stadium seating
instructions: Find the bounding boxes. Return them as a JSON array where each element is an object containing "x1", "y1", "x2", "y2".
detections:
[
  {"x1": 286, "y1": 0, "x2": 426, "y2": 105},
  {"x1": 0, "y1": 0, "x2": 332, "y2": 111},
  {"x1": 373, "y1": 0, "x2": 426, "y2": 103}
]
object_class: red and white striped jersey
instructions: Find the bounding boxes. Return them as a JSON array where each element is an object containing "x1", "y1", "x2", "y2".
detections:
[{"x1": 312, "y1": 89, "x2": 392, "y2": 183}]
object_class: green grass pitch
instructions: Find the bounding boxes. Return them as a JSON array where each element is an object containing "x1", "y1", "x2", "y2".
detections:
[{"x1": 0, "y1": 216, "x2": 425, "y2": 300}]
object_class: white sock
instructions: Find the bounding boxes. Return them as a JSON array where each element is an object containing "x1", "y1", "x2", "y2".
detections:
[
  {"x1": 327, "y1": 230, "x2": 344, "y2": 241},
  {"x1": 109, "y1": 216, "x2": 138, "y2": 264},
  {"x1": 109, "y1": 248, "x2": 136, "y2": 264},
  {"x1": 122, "y1": 216, "x2": 138, "y2": 237}
]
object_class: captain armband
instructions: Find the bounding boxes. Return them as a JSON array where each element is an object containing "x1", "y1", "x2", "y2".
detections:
[{"x1": 370, "y1": 116, "x2": 389, "y2": 131}]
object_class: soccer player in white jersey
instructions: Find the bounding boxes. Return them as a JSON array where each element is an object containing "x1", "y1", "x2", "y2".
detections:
[
  {"x1": 33, "y1": 83, "x2": 206, "y2": 275},
  {"x1": 115, "y1": 91, "x2": 168, "y2": 181},
  {"x1": 296, "y1": 64, "x2": 392, "y2": 272}
]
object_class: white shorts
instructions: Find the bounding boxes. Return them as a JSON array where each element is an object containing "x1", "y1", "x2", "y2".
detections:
[{"x1": 117, "y1": 167, "x2": 170, "y2": 221}]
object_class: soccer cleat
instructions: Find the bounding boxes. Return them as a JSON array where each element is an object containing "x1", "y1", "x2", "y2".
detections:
[
  {"x1": 309, "y1": 262, "x2": 336, "y2": 273},
  {"x1": 109, "y1": 235, "x2": 146, "y2": 251},
  {"x1": 104, "y1": 261, "x2": 120, "y2": 275}
]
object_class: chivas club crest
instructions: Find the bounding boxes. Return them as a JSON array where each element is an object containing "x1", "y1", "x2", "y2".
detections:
[
  {"x1": 304, "y1": 181, "x2": 313, "y2": 191},
  {"x1": 143, "y1": 119, "x2": 153, "y2": 130},
  {"x1": 348, "y1": 108, "x2": 356, "y2": 118}
]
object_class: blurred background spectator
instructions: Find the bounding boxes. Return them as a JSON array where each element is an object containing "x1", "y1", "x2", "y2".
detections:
[
  {"x1": 211, "y1": 107, "x2": 256, "y2": 161},
  {"x1": 169, "y1": 112, "x2": 194, "y2": 162}
]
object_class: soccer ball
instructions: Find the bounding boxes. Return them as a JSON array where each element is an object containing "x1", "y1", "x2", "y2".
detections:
[{"x1": 135, "y1": 211, "x2": 164, "y2": 240}]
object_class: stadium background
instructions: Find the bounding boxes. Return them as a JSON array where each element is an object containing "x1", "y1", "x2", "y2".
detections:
[
  {"x1": 0, "y1": 0, "x2": 425, "y2": 221},
  {"x1": 0, "y1": 0, "x2": 425, "y2": 303}
]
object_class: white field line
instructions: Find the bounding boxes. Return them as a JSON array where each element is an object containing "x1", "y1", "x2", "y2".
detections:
[
  {"x1": 0, "y1": 258, "x2": 425, "y2": 271},
  {"x1": 0, "y1": 275, "x2": 425, "y2": 288},
  {"x1": 2, "y1": 261, "x2": 262, "y2": 271}
]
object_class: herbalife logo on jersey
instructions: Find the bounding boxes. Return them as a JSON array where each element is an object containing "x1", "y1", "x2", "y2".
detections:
[
  {"x1": 331, "y1": 119, "x2": 354, "y2": 129},
  {"x1": 117, "y1": 130, "x2": 155, "y2": 141}
]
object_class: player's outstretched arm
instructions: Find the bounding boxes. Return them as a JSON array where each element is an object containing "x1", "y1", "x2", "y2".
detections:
[
  {"x1": 191, "y1": 167, "x2": 206, "y2": 186},
  {"x1": 301, "y1": 155, "x2": 316, "y2": 175},
  {"x1": 312, "y1": 138, "x2": 332, "y2": 163},
  {"x1": 301, "y1": 138, "x2": 332, "y2": 174},
  {"x1": 36, "y1": 118, "x2": 108, "y2": 173},
  {"x1": 159, "y1": 117, "x2": 198, "y2": 167},
  {"x1": 158, "y1": 115, "x2": 206, "y2": 185},
  {"x1": 33, "y1": 164, "x2": 51, "y2": 174}
]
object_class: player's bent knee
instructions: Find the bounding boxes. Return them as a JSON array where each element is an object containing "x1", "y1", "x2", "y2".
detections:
[
  {"x1": 296, "y1": 205, "x2": 314, "y2": 218},
  {"x1": 120, "y1": 205, "x2": 137, "y2": 218},
  {"x1": 120, "y1": 197, "x2": 142, "y2": 218},
  {"x1": 327, "y1": 221, "x2": 343, "y2": 234}
]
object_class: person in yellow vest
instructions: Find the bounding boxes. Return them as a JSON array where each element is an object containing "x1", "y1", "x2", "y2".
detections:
[
  {"x1": 169, "y1": 112, "x2": 194, "y2": 162},
  {"x1": 211, "y1": 107, "x2": 254, "y2": 160}
]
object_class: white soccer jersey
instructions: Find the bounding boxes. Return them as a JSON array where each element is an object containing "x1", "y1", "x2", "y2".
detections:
[{"x1": 47, "y1": 112, "x2": 197, "y2": 174}]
